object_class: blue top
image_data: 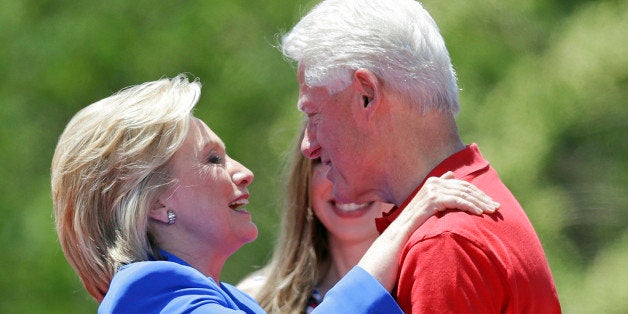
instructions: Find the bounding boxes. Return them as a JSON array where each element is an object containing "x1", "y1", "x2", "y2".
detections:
[{"x1": 99, "y1": 251, "x2": 402, "y2": 313}]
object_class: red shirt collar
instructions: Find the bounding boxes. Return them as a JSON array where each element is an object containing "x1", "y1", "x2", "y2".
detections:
[{"x1": 375, "y1": 143, "x2": 489, "y2": 233}]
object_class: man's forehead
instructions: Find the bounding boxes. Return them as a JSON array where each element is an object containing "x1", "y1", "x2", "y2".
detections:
[{"x1": 297, "y1": 85, "x2": 326, "y2": 113}]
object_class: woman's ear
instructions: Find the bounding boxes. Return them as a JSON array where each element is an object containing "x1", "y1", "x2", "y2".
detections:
[{"x1": 149, "y1": 200, "x2": 171, "y2": 224}]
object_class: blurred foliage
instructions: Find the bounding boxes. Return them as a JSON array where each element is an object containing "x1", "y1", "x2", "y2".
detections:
[{"x1": 0, "y1": 0, "x2": 625, "y2": 312}]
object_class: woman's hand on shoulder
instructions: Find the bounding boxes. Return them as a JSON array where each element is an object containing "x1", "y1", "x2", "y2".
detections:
[{"x1": 402, "y1": 171, "x2": 500, "y2": 228}]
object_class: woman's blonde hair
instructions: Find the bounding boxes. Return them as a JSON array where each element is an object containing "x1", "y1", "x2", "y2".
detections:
[
  {"x1": 51, "y1": 74, "x2": 200, "y2": 301},
  {"x1": 254, "y1": 123, "x2": 330, "y2": 313}
]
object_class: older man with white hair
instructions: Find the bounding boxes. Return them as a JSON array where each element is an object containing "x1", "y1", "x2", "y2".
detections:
[{"x1": 281, "y1": 0, "x2": 561, "y2": 312}]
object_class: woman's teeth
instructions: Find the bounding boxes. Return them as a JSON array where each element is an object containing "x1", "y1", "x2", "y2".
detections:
[{"x1": 335, "y1": 202, "x2": 368, "y2": 212}]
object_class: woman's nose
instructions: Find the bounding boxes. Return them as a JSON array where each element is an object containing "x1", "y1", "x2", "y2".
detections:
[{"x1": 230, "y1": 159, "x2": 254, "y2": 187}]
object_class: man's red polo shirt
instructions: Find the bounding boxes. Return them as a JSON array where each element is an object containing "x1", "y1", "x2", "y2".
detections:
[{"x1": 376, "y1": 143, "x2": 561, "y2": 313}]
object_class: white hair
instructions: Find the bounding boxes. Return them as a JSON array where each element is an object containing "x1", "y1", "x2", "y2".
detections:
[{"x1": 282, "y1": 0, "x2": 460, "y2": 115}]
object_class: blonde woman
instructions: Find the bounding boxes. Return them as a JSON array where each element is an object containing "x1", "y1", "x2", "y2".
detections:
[{"x1": 52, "y1": 75, "x2": 498, "y2": 313}]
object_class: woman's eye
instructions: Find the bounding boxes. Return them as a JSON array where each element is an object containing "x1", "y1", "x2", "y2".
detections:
[{"x1": 207, "y1": 155, "x2": 223, "y2": 164}]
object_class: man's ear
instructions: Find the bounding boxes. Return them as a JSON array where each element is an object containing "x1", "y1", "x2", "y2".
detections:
[{"x1": 353, "y1": 68, "x2": 382, "y2": 119}]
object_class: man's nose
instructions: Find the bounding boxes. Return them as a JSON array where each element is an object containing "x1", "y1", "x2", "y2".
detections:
[{"x1": 301, "y1": 128, "x2": 321, "y2": 159}]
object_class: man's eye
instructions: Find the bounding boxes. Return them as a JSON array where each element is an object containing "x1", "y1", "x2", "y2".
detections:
[{"x1": 207, "y1": 155, "x2": 223, "y2": 164}]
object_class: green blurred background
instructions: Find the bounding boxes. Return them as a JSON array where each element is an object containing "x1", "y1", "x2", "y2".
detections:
[{"x1": 1, "y1": 0, "x2": 626, "y2": 312}]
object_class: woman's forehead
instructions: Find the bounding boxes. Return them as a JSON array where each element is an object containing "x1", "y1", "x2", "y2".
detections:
[{"x1": 184, "y1": 118, "x2": 226, "y2": 155}]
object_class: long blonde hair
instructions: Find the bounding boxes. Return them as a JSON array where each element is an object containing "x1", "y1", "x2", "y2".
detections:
[
  {"x1": 254, "y1": 124, "x2": 330, "y2": 313},
  {"x1": 51, "y1": 75, "x2": 200, "y2": 301}
]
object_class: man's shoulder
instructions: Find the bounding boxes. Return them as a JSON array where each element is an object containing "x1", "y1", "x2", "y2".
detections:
[
  {"x1": 403, "y1": 189, "x2": 548, "y2": 268},
  {"x1": 405, "y1": 187, "x2": 533, "y2": 249},
  {"x1": 408, "y1": 210, "x2": 495, "y2": 245}
]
